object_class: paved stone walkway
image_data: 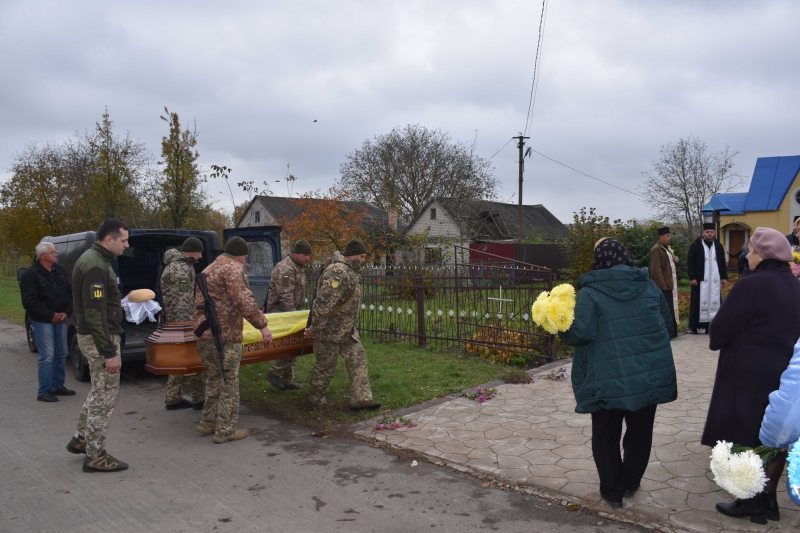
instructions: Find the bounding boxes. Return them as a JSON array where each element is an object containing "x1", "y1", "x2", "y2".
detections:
[{"x1": 355, "y1": 335, "x2": 799, "y2": 533}]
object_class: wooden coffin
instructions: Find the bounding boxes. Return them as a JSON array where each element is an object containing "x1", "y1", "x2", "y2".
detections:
[{"x1": 144, "y1": 321, "x2": 313, "y2": 375}]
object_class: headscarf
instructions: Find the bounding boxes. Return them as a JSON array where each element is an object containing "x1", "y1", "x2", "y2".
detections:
[{"x1": 593, "y1": 238, "x2": 635, "y2": 270}]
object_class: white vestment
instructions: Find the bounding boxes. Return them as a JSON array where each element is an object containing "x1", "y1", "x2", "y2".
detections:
[
  {"x1": 664, "y1": 246, "x2": 680, "y2": 323},
  {"x1": 698, "y1": 242, "x2": 721, "y2": 323}
]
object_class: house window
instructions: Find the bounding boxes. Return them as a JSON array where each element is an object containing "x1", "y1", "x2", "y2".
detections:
[
  {"x1": 255, "y1": 210, "x2": 261, "y2": 223},
  {"x1": 795, "y1": 191, "x2": 800, "y2": 206},
  {"x1": 430, "y1": 208, "x2": 437, "y2": 220},
  {"x1": 425, "y1": 247, "x2": 443, "y2": 264}
]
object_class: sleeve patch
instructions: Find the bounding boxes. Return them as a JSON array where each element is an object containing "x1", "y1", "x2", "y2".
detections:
[
  {"x1": 281, "y1": 274, "x2": 290, "y2": 287},
  {"x1": 178, "y1": 278, "x2": 190, "y2": 292},
  {"x1": 243, "y1": 272, "x2": 250, "y2": 287},
  {"x1": 91, "y1": 283, "x2": 104, "y2": 299},
  {"x1": 331, "y1": 275, "x2": 341, "y2": 289}
]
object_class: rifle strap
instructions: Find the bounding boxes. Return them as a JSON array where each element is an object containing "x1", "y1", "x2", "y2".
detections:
[{"x1": 329, "y1": 291, "x2": 356, "y2": 319}]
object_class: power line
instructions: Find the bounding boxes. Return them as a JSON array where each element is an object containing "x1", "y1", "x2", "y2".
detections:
[
  {"x1": 522, "y1": 0, "x2": 549, "y2": 137},
  {"x1": 526, "y1": 0, "x2": 549, "y2": 137},
  {"x1": 530, "y1": 149, "x2": 645, "y2": 198},
  {"x1": 488, "y1": 138, "x2": 513, "y2": 160}
]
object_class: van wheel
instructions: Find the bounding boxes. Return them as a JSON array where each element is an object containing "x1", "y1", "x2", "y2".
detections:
[
  {"x1": 70, "y1": 335, "x2": 90, "y2": 382},
  {"x1": 25, "y1": 315, "x2": 37, "y2": 353}
]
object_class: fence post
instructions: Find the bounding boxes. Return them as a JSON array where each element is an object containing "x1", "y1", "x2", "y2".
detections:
[{"x1": 415, "y1": 270, "x2": 426, "y2": 348}]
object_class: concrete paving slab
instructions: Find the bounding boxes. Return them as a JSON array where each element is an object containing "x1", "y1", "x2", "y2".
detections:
[{"x1": 355, "y1": 335, "x2": 800, "y2": 533}]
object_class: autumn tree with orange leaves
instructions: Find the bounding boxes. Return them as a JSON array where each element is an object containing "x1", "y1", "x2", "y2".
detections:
[{"x1": 281, "y1": 189, "x2": 368, "y2": 259}]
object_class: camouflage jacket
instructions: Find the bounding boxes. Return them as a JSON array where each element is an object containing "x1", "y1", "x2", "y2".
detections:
[
  {"x1": 193, "y1": 253, "x2": 268, "y2": 343},
  {"x1": 310, "y1": 254, "x2": 362, "y2": 343},
  {"x1": 161, "y1": 248, "x2": 196, "y2": 322},
  {"x1": 266, "y1": 256, "x2": 306, "y2": 312},
  {"x1": 72, "y1": 243, "x2": 123, "y2": 358}
]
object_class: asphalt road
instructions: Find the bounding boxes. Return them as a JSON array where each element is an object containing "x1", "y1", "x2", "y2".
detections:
[{"x1": 0, "y1": 319, "x2": 645, "y2": 533}]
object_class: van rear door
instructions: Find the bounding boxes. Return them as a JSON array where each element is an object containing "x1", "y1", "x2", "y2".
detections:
[{"x1": 222, "y1": 226, "x2": 282, "y2": 308}]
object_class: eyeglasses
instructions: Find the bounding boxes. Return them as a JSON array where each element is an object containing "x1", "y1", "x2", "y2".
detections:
[{"x1": 42, "y1": 251, "x2": 58, "y2": 255}]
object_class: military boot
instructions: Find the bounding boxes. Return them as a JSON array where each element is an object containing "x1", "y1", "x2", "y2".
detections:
[
  {"x1": 350, "y1": 400, "x2": 381, "y2": 411},
  {"x1": 196, "y1": 421, "x2": 216, "y2": 435},
  {"x1": 83, "y1": 453, "x2": 129, "y2": 473},
  {"x1": 66, "y1": 436, "x2": 86, "y2": 454},
  {"x1": 212, "y1": 429, "x2": 248, "y2": 444}
]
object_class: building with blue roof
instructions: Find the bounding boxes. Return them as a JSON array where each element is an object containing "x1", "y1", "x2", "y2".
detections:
[{"x1": 703, "y1": 155, "x2": 800, "y2": 266}]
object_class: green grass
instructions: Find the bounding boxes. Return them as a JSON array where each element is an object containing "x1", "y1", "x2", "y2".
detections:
[
  {"x1": 0, "y1": 279, "x2": 25, "y2": 325},
  {"x1": 239, "y1": 336, "x2": 502, "y2": 429}
]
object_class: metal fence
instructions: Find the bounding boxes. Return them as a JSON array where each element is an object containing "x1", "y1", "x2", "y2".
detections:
[{"x1": 305, "y1": 246, "x2": 556, "y2": 365}]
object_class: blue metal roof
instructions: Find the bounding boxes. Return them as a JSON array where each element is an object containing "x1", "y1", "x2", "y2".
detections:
[
  {"x1": 704, "y1": 193, "x2": 747, "y2": 215},
  {"x1": 707, "y1": 156, "x2": 800, "y2": 215},
  {"x1": 701, "y1": 196, "x2": 731, "y2": 213},
  {"x1": 742, "y1": 156, "x2": 800, "y2": 211}
]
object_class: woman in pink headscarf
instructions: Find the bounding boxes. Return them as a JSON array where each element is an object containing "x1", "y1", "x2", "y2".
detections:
[{"x1": 701, "y1": 227, "x2": 800, "y2": 524}]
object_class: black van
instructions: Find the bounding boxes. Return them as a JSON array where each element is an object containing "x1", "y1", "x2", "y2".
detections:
[{"x1": 20, "y1": 226, "x2": 282, "y2": 381}]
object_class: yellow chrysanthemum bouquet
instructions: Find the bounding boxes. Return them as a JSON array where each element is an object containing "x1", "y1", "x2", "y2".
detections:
[{"x1": 531, "y1": 284, "x2": 577, "y2": 334}]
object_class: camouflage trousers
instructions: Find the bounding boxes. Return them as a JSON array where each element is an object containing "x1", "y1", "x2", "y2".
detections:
[
  {"x1": 74, "y1": 334, "x2": 121, "y2": 459},
  {"x1": 268, "y1": 356, "x2": 298, "y2": 385},
  {"x1": 197, "y1": 339, "x2": 242, "y2": 438},
  {"x1": 308, "y1": 340, "x2": 373, "y2": 405},
  {"x1": 165, "y1": 373, "x2": 206, "y2": 405}
]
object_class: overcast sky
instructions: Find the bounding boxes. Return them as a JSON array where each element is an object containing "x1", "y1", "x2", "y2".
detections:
[{"x1": 2, "y1": 0, "x2": 798, "y2": 225}]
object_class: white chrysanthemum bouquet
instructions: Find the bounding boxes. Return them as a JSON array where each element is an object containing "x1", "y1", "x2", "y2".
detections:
[
  {"x1": 531, "y1": 284, "x2": 576, "y2": 334},
  {"x1": 709, "y1": 441, "x2": 784, "y2": 499}
]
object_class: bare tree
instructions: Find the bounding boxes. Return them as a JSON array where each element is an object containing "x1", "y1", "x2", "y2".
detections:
[
  {"x1": 337, "y1": 124, "x2": 498, "y2": 221},
  {"x1": 639, "y1": 136, "x2": 744, "y2": 238}
]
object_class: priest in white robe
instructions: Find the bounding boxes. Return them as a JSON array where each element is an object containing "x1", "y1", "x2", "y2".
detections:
[{"x1": 687, "y1": 223, "x2": 729, "y2": 334}]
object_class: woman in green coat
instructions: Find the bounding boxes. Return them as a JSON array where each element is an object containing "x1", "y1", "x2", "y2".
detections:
[{"x1": 559, "y1": 238, "x2": 677, "y2": 508}]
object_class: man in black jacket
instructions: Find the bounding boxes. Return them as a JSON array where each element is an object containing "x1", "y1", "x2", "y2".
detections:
[
  {"x1": 20, "y1": 242, "x2": 74, "y2": 402},
  {"x1": 686, "y1": 224, "x2": 728, "y2": 334}
]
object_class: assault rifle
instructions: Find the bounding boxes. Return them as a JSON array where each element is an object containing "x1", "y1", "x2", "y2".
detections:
[
  {"x1": 301, "y1": 265, "x2": 325, "y2": 357},
  {"x1": 194, "y1": 272, "x2": 227, "y2": 383}
]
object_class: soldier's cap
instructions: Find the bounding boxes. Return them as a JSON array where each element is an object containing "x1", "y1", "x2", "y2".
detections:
[
  {"x1": 224, "y1": 236, "x2": 249, "y2": 256},
  {"x1": 343, "y1": 238, "x2": 367, "y2": 257},
  {"x1": 182, "y1": 236, "x2": 204, "y2": 253},
  {"x1": 292, "y1": 239, "x2": 312, "y2": 255}
]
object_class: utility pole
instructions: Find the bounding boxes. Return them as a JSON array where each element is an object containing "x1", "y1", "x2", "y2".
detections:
[{"x1": 514, "y1": 135, "x2": 530, "y2": 241}]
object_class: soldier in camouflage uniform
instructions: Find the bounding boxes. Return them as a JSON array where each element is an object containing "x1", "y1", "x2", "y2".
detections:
[
  {"x1": 305, "y1": 239, "x2": 381, "y2": 410},
  {"x1": 193, "y1": 237, "x2": 271, "y2": 443},
  {"x1": 66, "y1": 219, "x2": 130, "y2": 472},
  {"x1": 264, "y1": 239, "x2": 311, "y2": 391},
  {"x1": 162, "y1": 237, "x2": 206, "y2": 410}
]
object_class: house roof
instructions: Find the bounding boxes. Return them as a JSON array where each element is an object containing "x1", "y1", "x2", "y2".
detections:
[
  {"x1": 702, "y1": 192, "x2": 748, "y2": 216},
  {"x1": 239, "y1": 196, "x2": 409, "y2": 232},
  {"x1": 410, "y1": 198, "x2": 569, "y2": 241},
  {"x1": 706, "y1": 156, "x2": 800, "y2": 215}
]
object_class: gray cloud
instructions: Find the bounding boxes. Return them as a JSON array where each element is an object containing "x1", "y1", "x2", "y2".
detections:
[{"x1": 1, "y1": 0, "x2": 798, "y2": 226}]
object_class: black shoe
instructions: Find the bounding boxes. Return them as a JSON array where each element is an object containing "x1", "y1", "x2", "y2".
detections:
[
  {"x1": 716, "y1": 494, "x2": 767, "y2": 524},
  {"x1": 52, "y1": 386, "x2": 76, "y2": 396},
  {"x1": 165, "y1": 399, "x2": 193, "y2": 410},
  {"x1": 66, "y1": 437, "x2": 86, "y2": 454},
  {"x1": 601, "y1": 493, "x2": 623, "y2": 509},
  {"x1": 265, "y1": 372, "x2": 285, "y2": 391},
  {"x1": 192, "y1": 401, "x2": 205, "y2": 410},
  {"x1": 764, "y1": 491, "x2": 780, "y2": 521},
  {"x1": 37, "y1": 393, "x2": 58, "y2": 402},
  {"x1": 623, "y1": 485, "x2": 640, "y2": 498},
  {"x1": 349, "y1": 400, "x2": 381, "y2": 411},
  {"x1": 283, "y1": 382, "x2": 305, "y2": 390}
]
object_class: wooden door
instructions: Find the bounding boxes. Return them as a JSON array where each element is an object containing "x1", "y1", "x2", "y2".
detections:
[{"x1": 728, "y1": 230, "x2": 745, "y2": 266}]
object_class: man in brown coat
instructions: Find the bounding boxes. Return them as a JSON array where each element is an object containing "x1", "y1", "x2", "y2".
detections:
[
  {"x1": 649, "y1": 227, "x2": 679, "y2": 338},
  {"x1": 193, "y1": 237, "x2": 271, "y2": 443},
  {"x1": 264, "y1": 239, "x2": 311, "y2": 391}
]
